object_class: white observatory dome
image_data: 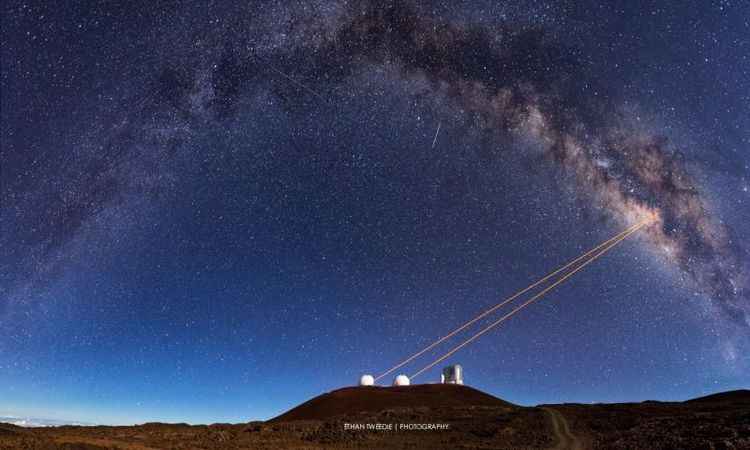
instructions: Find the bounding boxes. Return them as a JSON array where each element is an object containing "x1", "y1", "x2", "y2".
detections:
[
  {"x1": 393, "y1": 374, "x2": 410, "y2": 386},
  {"x1": 359, "y1": 374, "x2": 375, "y2": 386}
]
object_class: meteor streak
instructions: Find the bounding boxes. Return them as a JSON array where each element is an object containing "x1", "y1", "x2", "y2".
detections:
[
  {"x1": 431, "y1": 122, "x2": 441, "y2": 149},
  {"x1": 268, "y1": 65, "x2": 326, "y2": 101},
  {"x1": 409, "y1": 219, "x2": 650, "y2": 380},
  {"x1": 373, "y1": 219, "x2": 647, "y2": 382}
]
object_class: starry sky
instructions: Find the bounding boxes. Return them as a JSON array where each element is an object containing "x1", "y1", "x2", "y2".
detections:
[{"x1": 1, "y1": 0, "x2": 749, "y2": 425}]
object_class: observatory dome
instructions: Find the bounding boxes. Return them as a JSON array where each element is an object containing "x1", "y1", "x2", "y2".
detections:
[
  {"x1": 359, "y1": 374, "x2": 375, "y2": 386},
  {"x1": 393, "y1": 374, "x2": 410, "y2": 386}
]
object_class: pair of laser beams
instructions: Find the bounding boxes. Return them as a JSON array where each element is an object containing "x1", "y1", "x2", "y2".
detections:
[{"x1": 374, "y1": 218, "x2": 651, "y2": 382}]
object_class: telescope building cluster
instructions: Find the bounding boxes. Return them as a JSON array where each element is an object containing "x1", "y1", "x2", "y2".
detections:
[{"x1": 359, "y1": 364, "x2": 463, "y2": 387}]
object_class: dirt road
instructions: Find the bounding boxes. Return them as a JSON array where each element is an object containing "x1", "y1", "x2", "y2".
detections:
[{"x1": 542, "y1": 407, "x2": 582, "y2": 450}]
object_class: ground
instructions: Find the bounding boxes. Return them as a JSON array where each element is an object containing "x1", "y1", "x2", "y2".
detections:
[{"x1": 2, "y1": 387, "x2": 748, "y2": 449}]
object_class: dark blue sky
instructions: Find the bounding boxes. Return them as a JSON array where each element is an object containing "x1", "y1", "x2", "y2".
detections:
[{"x1": 1, "y1": 1, "x2": 748, "y2": 425}]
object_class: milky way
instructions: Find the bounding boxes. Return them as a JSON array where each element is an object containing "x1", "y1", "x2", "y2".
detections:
[{"x1": 9, "y1": 1, "x2": 745, "y2": 325}]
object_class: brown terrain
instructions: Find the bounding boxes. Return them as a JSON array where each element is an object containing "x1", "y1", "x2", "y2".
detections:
[{"x1": 1, "y1": 385, "x2": 748, "y2": 449}]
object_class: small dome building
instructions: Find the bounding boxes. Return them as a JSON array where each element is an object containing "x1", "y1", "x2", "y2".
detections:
[{"x1": 393, "y1": 374, "x2": 410, "y2": 386}]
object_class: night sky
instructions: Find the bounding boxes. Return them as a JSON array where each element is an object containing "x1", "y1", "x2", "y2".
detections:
[{"x1": 2, "y1": 1, "x2": 749, "y2": 425}]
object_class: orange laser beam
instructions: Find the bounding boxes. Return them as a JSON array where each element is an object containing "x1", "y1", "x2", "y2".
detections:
[
  {"x1": 409, "y1": 219, "x2": 649, "y2": 380},
  {"x1": 373, "y1": 220, "x2": 646, "y2": 382}
]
